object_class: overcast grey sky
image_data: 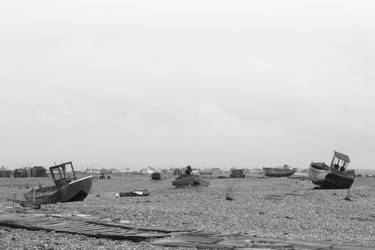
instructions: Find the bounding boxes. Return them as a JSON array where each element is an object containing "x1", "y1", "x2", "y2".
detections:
[{"x1": 1, "y1": 1, "x2": 374, "y2": 170}]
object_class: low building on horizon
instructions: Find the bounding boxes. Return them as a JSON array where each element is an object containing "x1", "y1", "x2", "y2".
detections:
[
  {"x1": 30, "y1": 166, "x2": 47, "y2": 177},
  {"x1": 14, "y1": 168, "x2": 28, "y2": 178},
  {"x1": 0, "y1": 166, "x2": 12, "y2": 178}
]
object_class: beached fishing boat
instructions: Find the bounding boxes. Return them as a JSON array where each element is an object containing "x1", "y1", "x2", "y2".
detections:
[
  {"x1": 24, "y1": 162, "x2": 93, "y2": 205},
  {"x1": 308, "y1": 162, "x2": 329, "y2": 185},
  {"x1": 263, "y1": 165, "x2": 297, "y2": 177},
  {"x1": 309, "y1": 151, "x2": 355, "y2": 189},
  {"x1": 172, "y1": 175, "x2": 209, "y2": 187}
]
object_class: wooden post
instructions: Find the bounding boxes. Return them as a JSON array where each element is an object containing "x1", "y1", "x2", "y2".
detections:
[
  {"x1": 330, "y1": 155, "x2": 335, "y2": 168},
  {"x1": 13, "y1": 194, "x2": 16, "y2": 212},
  {"x1": 33, "y1": 188, "x2": 36, "y2": 204}
]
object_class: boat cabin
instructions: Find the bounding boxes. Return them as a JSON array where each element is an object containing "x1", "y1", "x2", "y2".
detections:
[
  {"x1": 330, "y1": 151, "x2": 350, "y2": 172},
  {"x1": 49, "y1": 162, "x2": 77, "y2": 188}
]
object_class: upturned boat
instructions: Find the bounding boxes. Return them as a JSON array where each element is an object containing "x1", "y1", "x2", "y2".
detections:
[
  {"x1": 24, "y1": 162, "x2": 93, "y2": 205},
  {"x1": 309, "y1": 151, "x2": 355, "y2": 189},
  {"x1": 263, "y1": 165, "x2": 297, "y2": 177}
]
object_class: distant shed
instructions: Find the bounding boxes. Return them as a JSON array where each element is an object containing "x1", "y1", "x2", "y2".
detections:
[
  {"x1": 230, "y1": 169, "x2": 245, "y2": 178},
  {"x1": 151, "y1": 172, "x2": 161, "y2": 180},
  {"x1": 14, "y1": 168, "x2": 28, "y2": 178},
  {"x1": 0, "y1": 167, "x2": 12, "y2": 178},
  {"x1": 31, "y1": 166, "x2": 47, "y2": 177}
]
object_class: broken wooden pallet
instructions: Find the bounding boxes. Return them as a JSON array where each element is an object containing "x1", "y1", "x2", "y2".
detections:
[
  {"x1": 152, "y1": 233, "x2": 375, "y2": 250},
  {"x1": 48, "y1": 213, "x2": 196, "y2": 233},
  {"x1": 0, "y1": 213, "x2": 197, "y2": 242}
]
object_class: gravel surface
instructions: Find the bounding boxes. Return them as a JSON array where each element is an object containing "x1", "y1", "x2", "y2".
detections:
[{"x1": 1, "y1": 175, "x2": 375, "y2": 249}]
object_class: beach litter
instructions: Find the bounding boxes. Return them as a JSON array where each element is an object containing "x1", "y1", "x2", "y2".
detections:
[{"x1": 115, "y1": 189, "x2": 150, "y2": 197}]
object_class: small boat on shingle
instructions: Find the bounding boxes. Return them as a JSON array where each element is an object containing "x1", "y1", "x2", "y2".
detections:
[
  {"x1": 263, "y1": 165, "x2": 297, "y2": 177},
  {"x1": 24, "y1": 162, "x2": 93, "y2": 205},
  {"x1": 309, "y1": 151, "x2": 355, "y2": 189},
  {"x1": 172, "y1": 175, "x2": 209, "y2": 187}
]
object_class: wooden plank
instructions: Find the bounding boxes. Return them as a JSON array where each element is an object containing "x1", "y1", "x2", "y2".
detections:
[
  {"x1": 46, "y1": 222, "x2": 79, "y2": 229},
  {"x1": 331, "y1": 245, "x2": 375, "y2": 250},
  {"x1": 37, "y1": 219, "x2": 68, "y2": 225},
  {"x1": 50, "y1": 224, "x2": 96, "y2": 231},
  {"x1": 134, "y1": 232, "x2": 169, "y2": 238},
  {"x1": 21, "y1": 217, "x2": 52, "y2": 223},
  {"x1": 216, "y1": 239, "x2": 249, "y2": 248},
  {"x1": 65, "y1": 225, "x2": 107, "y2": 231},
  {"x1": 49, "y1": 215, "x2": 197, "y2": 233},
  {"x1": 176, "y1": 235, "x2": 222, "y2": 244},
  {"x1": 0, "y1": 220, "x2": 54, "y2": 232},
  {"x1": 79, "y1": 228, "x2": 128, "y2": 234},
  {"x1": 151, "y1": 238, "x2": 232, "y2": 249},
  {"x1": 286, "y1": 239, "x2": 334, "y2": 250}
]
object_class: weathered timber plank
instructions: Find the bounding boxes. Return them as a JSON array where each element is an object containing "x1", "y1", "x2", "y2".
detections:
[
  {"x1": 133, "y1": 232, "x2": 169, "y2": 238},
  {"x1": 215, "y1": 239, "x2": 248, "y2": 248},
  {"x1": 152, "y1": 238, "x2": 234, "y2": 249},
  {"x1": 45, "y1": 222, "x2": 79, "y2": 229},
  {"x1": 64, "y1": 225, "x2": 107, "y2": 231},
  {"x1": 286, "y1": 239, "x2": 334, "y2": 250},
  {"x1": 331, "y1": 245, "x2": 375, "y2": 250},
  {"x1": 49, "y1": 215, "x2": 197, "y2": 233},
  {"x1": 38, "y1": 220, "x2": 71, "y2": 225},
  {"x1": 0, "y1": 220, "x2": 54, "y2": 232},
  {"x1": 177, "y1": 235, "x2": 222, "y2": 244},
  {"x1": 48, "y1": 224, "x2": 99, "y2": 231},
  {"x1": 20, "y1": 217, "x2": 52, "y2": 223}
]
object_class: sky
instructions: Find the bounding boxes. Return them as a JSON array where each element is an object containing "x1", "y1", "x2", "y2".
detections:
[{"x1": 0, "y1": 0, "x2": 374, "y2": 170}]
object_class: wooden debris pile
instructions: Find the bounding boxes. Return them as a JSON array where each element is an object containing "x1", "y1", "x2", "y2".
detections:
[
  {"x1": 152, "y1": 233, "x2": 375, "y2": 250},
  {"x1": 114, "y1": 189, "x2": 150, "y2": 197},
  {"x1": 0, "y1": 213, "x2": 197, "y2": 242}
]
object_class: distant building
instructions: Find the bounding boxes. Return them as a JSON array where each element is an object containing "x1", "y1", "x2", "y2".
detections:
[
  {"x1": 84, "y1": 169, "x2": 101, "y2": 174},
  {"x1": 100, "y1": 168, "x2": 109, "y2": 174},
  {"x1": 30, "y1": 166, "x2": 47, "y2": 177},
  {"x1": 14, "y1": 168, "x2": 28, "y2": 178},
  {"x1": 109, "y1": 168, "x2": 121, "y2": 174},
  {"x1": 160, "y1": 169, "x2": 171, "y2": 174},
  {"x1": 0, "y1": 167, "x2": 12, "y2": 178},
  {"x1": 139, "y1": 166, "x2": 157, "y2": 174},
  {"x1": 201, "y1": 168, "x2": 221, "y2": 175},
  {"x1": 230, "y1": 168, "x2": 245, "y2": 178}
]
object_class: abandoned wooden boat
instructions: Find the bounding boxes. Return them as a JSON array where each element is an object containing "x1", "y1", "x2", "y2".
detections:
[
  {"x1": 308, "y1": 162, "x2": 329, "y2": 185},
  {"x1": 263, "y1": 165, "x2": 297, "y2": 177},
  {"x1": 172, "y1": 175, "x2": 209, "y2": 187},
  {"x1": 309, "y1": 151, "x2": 355, "y2": 189},
  {"x1": 24, "y1": 162, "x2": 93, "y2": 205}
]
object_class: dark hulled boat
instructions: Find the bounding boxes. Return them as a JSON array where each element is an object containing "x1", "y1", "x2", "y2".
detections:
[
  {"x1": 263, "y1": 165, "x2": 297, "y2": 177},
  {"x1": 172, "y1": 175, "x2": 209, "y2": 187},
  {"x1": 309, "y1": 151, "x2": 355, "y2": 189},
  {"x1": 24, "y1": 162, "x2": 93, "y2": 205}
]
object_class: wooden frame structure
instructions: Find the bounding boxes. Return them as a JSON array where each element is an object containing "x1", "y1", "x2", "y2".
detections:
[
  {"x1": 330, "y1": 151, "x2": 350, "y2": 171},
  {"x1": 49, "y1": 162, "x2": 77, "y2": 187}
]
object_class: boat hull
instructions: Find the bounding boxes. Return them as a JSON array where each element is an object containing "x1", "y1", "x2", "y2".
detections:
[
  {"x1": 308, "y1": 163, "x2": 329, "y2": 185},
  {"x1": 24, "y1": 186, "x2": 59, "y2": 205},
  {"x1": 172, "y1": 175, "x2": 209, "y2": 187},
  {"x1": 321, "y1": 169, "x2": 355, "y2": 189},
  {"x1": 309, "y1": 164, "x2": 355, "y2": 189},
  {"x1": 59, "y1": 175, "x2": 93, "y2": 202},
  {"x1": 24, "y1": 176, "x2": 93, "y2": 205},
  {"x1": 263, "y1": 168, "x2": 297, "y2": 177}
]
